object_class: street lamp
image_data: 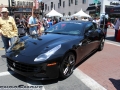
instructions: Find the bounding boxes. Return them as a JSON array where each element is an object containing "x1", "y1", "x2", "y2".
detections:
[{"x1": 8, "y1": 0, "x2": 11, "y2": 13}]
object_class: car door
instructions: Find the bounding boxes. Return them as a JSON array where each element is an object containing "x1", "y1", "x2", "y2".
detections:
[
  {"x1": 75, "y1": 24, "x2": 91, "y2": 63},
  {"x1": 84, "y1": 22, "x2": 100, "y2": 54}
]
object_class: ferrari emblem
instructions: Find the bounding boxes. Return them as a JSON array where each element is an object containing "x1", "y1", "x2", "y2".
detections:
[{"x1": 13, "y1": 63, "x2": 16, "y2": 67}]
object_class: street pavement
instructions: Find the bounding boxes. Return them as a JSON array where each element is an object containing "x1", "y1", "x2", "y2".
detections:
[{"x1": 0, "y1": 28, "x2": 120, "y2": 90}]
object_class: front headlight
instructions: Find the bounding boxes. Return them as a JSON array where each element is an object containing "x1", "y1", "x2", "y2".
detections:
[{"x1": 34, "y1": 44, "x2": 61, "y2": 62}]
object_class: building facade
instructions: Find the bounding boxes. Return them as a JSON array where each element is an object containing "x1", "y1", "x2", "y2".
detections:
[
  {"x1": 0, "y1": 0, "x2": 8, "y2": 12},
  {"x1": 0, "y1": 0, "x2": 34, "y2": 18},
  {"x1": 42, "y1": 0, "x2": 89, "y2": 16}
]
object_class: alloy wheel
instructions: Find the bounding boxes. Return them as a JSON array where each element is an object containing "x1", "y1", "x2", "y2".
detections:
[{"x1": 60, "y1": 52, "x2": 76, "y2": 79}]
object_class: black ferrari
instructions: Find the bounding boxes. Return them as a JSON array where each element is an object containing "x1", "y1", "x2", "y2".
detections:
[{"x1": 6, "y1": 20, "x2": 105, "y2": 80}]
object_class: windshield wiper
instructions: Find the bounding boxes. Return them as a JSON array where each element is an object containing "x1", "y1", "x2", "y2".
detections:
[
  {"x1": 44, "y1": 31, "x2": 51, "y2": 33},
  {"x1": 53, "y1": 32, "x2": 63, "y2": 34},
  {"x1": 52, "y1": 32, "x2": 71, "y2": 35}
]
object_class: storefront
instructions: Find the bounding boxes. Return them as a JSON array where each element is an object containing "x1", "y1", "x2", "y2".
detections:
[
  {"x1": 14, "y1": 7, "x2": 32, "y2": 19},
  {"x1": 105, "y1": 5, "x2": 120, "y2": 18},
  {"x1": 87, "y1": 0, "x2": 120, "y2": 18},
  {"x1": 8, "y1": 0, "x2": 34, "y2": 19}
]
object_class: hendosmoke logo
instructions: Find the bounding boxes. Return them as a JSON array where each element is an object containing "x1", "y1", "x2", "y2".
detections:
[{"x1": 0, "y1": 85, "x2": 43, "y2": 90}]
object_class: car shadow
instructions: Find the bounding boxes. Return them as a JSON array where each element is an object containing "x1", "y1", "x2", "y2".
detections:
[
  {"x1": 109, "y1": 78, "x2": 120, "y2": 90},
  {"x1": 8, "y1": 70, "x2": 27, "y2": 83},
  {"x1": 106, "y1": 36, "x2": 116, "y2": 42}
]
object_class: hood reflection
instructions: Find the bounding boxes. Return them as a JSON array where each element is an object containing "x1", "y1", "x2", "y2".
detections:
[
  {"x1": 30, "y1": 34, "x2": 42, "y2": 40},
  {"x1": 9, "y1": 41, "x2": 25, "y2": 57},
  {"x1": 12, "y1": 41, "x2": 25, "y2": 51}
]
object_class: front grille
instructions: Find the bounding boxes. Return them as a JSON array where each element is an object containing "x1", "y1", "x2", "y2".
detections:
[{"x1": 7, "y1": 58, "x2": 41, "y2": 72}]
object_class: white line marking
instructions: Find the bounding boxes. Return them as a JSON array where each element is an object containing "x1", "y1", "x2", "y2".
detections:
[
  {"x1": 0, "y1": 71, "x2": 14, "y2": 76},
  {"x1": 105, "y1": 41, "x2": 120, "y2": 47},
  {"x1": 74, "y1": 68, "x2": 107, "y2": 90},
  {"x1": 107, "y1": 35, "x2": 113, "y2": 37},
  {"x1": 0, "y1": 71, "x2": 45, "y2": 90}
]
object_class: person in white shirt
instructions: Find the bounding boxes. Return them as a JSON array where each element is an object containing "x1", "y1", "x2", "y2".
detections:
[
  {"x1": 96, "y1": 17, "x2": 100, "y2": 28},
  {"x1": 92, "y1": 18, "x2": 96, "y2": 23}
]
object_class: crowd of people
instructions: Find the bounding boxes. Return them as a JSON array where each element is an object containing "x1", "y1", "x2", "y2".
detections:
[{"x1": 0, "y1": 7, "x2": 120, "y2": 57}]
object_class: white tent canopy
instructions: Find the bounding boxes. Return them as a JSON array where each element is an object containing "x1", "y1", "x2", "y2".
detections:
[
  {"x1": 71, "y1": 9, "x2": 91, "y2": 17},
  {"x1": 46, "y1": 9, "x2": 63, "y2": 17}
]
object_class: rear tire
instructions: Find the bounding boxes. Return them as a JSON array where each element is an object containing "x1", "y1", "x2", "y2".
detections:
[
  {"x1": 59, "y1": 52, "x2": 76, "y2": 79},
  {"x1": 98, "y1": 38, "x2": 105, "y2": 51}
]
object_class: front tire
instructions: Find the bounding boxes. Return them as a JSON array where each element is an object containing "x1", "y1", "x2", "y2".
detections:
[{"x1": 60, "y1": 52, "x2": 76, "y2": 79}]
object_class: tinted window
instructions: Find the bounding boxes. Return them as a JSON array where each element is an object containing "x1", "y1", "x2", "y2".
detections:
[
  {"x1": 93, "y1": 22, "x2": 97, "y2": 29},
  {"x1": 85, "y1": 23, "x2": 96, "y2": 32},
  {"x1": 45, "y1": 22, "x2": 83, "y2": 35}
]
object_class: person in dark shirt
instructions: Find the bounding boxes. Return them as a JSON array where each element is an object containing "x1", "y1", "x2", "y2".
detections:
[
  {"x1": 100, "y1": 15, "x2": 108, "y2": 38},
  {"x1": 59, "y1": 17, "x2": 62, "y2": 22}
]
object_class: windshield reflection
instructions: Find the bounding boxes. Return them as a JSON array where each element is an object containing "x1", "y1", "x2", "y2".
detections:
[{"x1": 45, "y1": 22, "x2": 83, "y2": 35}]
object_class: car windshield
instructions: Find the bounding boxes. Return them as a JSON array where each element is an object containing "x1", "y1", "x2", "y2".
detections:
[{"x1": 45, "y1": 22, "x2": 83, "y2": 35}]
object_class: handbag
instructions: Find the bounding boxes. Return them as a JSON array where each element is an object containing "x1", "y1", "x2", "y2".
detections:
[
  {"x1": 40, "y1": 26, "x2": 44, "y2": 32},
  {"x1": 116, "y1": 29, "x2": 120, "y2": 42},
  {"x1": 38, "y1": 26, "x2": 44, "y2": 34}
]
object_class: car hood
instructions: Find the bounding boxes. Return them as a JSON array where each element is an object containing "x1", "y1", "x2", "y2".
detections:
[{"x1": 7, "y1": 34, "x2": 81, "y2": 57}]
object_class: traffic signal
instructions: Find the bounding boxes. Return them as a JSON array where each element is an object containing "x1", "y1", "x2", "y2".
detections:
[
  {"x1": 41, "y1": 2, "x2": 44, "y2": 10},
  {"x1": 11, "y1": 0, "x2": 15, "y2": 7},
  {"x1": 96, "y1": 6, "x2": 100, "y2": 13},
  {"x1": 95, "y1": 6, "x2": 100, "y2": 16}
]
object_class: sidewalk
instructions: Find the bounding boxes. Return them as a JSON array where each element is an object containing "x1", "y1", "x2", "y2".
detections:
[{"x1": 78, "y1": 29, "x2": 120, "y2": 90}]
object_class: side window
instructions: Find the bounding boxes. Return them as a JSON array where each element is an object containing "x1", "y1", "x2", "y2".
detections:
[
  {"x1": 93, "y1": 22, "x2": 97, "y2": 29},
  {"x1": 85, "y1": 23, "x2": 95, "y2": 33}
]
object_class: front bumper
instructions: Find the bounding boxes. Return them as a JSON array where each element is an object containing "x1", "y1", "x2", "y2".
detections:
[{"x1": 7, "y1": 58, "x2": 59, "y2": 80}]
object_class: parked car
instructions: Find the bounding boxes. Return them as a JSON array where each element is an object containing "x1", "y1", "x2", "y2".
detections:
[{"x1": 6, "y1": 20, "x2": 105, "y2": 80}]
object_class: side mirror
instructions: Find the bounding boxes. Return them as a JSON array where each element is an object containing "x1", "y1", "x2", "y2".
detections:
[{"x1": 85, "y1": 30, "x2": 93, "y2": 37}]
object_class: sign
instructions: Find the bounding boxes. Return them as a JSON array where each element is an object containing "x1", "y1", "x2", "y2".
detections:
[
  {"x1": 93, "y1": 0, "x2": 98, "y2": 4},
  {"x1": 16, "y1": 1, "x2": 33, "y2": 7},
  {"x1": 110, "y1": 2, "x2": 120, "y2": 5},
  {"x1": 105, "y1": 6, "x2": 120, "y2": 14},
  {"x1": 89, "y1": 2, "x2": 101, "y2": 6}
]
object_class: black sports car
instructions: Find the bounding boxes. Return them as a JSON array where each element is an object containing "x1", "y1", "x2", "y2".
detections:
[{"x1": 6, "y1": 21, "x2": 105, "y2": 80}]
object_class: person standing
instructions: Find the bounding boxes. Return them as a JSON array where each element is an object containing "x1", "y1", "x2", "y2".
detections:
[
  {"x1": 96, "y1": 17, "x2": 100, "y2": 28},
  {"x1": 114, "y1": 18, "x2": 120, "y2": 40},
  {"x1": 0, "y1": 8, "x2": 18, "y2": 53},
  {"x1": 28, "y1": 10, "x2": 40, "y2": 35},
  {"x1": 100, "y1": 15, "x2": 108, "y2": 38}
]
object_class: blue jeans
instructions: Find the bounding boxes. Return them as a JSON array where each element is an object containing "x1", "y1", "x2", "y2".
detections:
[{"x1": 1, "y1": 35, "x2": 15, "y2": 52}]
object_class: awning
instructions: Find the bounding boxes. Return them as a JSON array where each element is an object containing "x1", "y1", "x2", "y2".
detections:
[
  {"x1": 86, "y1": 5, "x2": 101, "y2": 11},
  {"x1": 86, "y1": 6, "x2": 96, "y2": 11}
]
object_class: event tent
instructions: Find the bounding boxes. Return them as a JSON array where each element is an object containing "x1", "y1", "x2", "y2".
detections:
[
  {"x1": 46, "y1": 9, "x2": 63, "y2": 17},
  {"x1": 72, "y1": 9, "x2": 91, "y2": 17}
]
